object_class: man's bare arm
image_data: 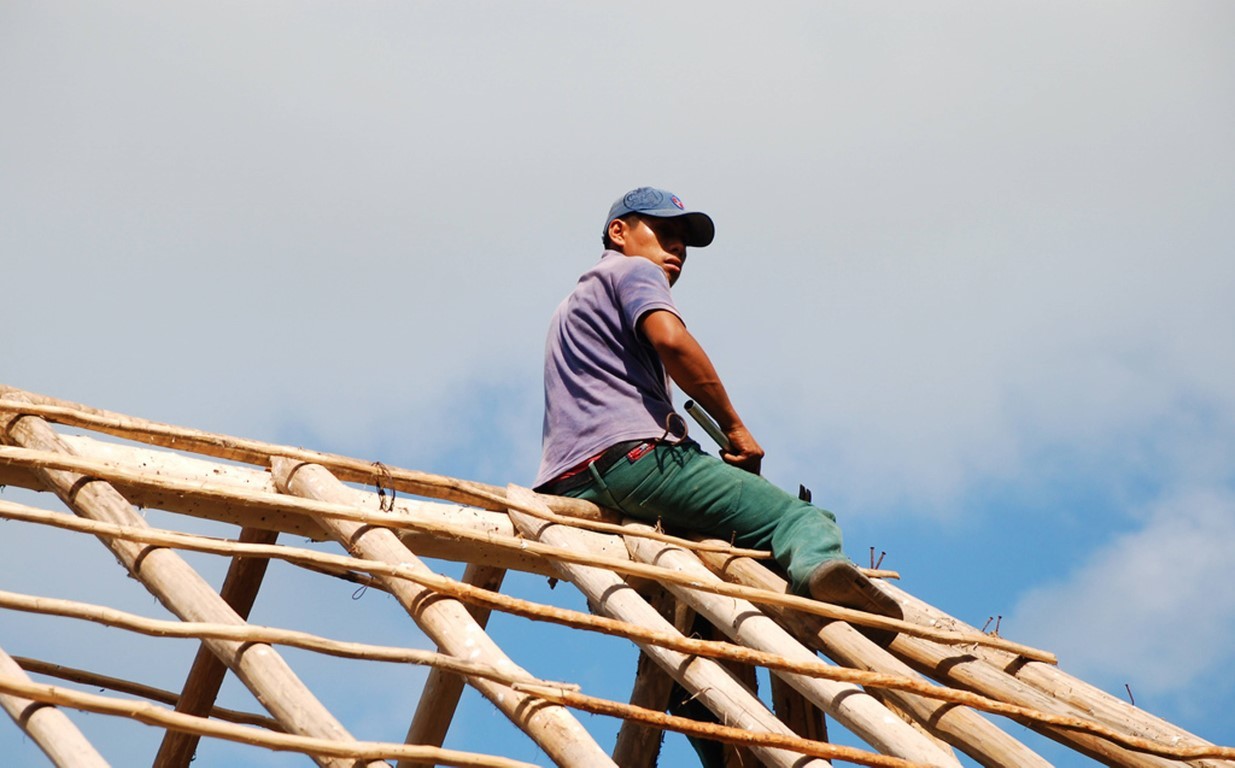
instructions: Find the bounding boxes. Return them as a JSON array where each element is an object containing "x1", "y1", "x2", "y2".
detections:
[{"x1": 639, "y1": 309, "x2": 764, "y2": 473}]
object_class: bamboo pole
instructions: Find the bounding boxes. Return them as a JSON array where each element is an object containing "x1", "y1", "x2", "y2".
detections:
[
  {"x1": 1, "y1": 498, "x2": 940, "y2": 689},
  {"x1": 885, "y1": 583, "x2": 1235, "y2": 768},
  {"x1": 0, "y1": 476, "x2": 585, "y2": 583},
  {"x1": 272, "y1": 458, "x2": 617, "y2": 768},
  {"x1": 1011, "y1": 666, "x2": 1235, "y2": 768},
  {"x1": 621, "y1": 524, "x2": 960, "y2": 767},
  {"x1": 513, "y1": 682, "x2": 927, "y2": 768},
  {"x1": 2, "y1": 449, "x2": 1039, "y2": 658},
  {"x1": 892, "y1": 634, "x2": 1189, "y2": 767},
  {"x1": 0, "y1": 387, "x2": 608, "y2": 522},
  {"x1": 0, "y1": 433, "x2": 334, "y2": 542},
  {"x1": 610, "y1": 585, "x2": 684, "y2": 768},
  {"x1": 694, "y1": 548, "x2": 1052, "y2": 768},
  {"x1": 0, "y1": 443, "x2": 630, "y2": 574},
  {"x1": 399, "y1": 563, "x2": 507, "y2": 766},
  {"x1": 0, "y1": 675, "x2": 538, "y2": 768},
  {"x1": 878, "y1": 582, "x2": 1235, "y2": 768},
  {"x1": 0, "y1": 495, "x2": 1105, "y2": 739},
  {"x1": 0, "y1": 432, "x2": 790, "y2": 575},
  {"x1": 154, "y1": 526, "x2": 280, "y2": 768},
  {"x1": 0, "y1": 404, "x2": 386, "y2": 768},
  {"x1": 704, "y1": 618, "x2": 761, "y2": 768},
  {"x1": 285, "y1": 559, "x2": 389, "y2": 592},
  {"x1": 0, "y1": 645, "x2": 109, "y2": 768},
  {"x1": 4, "y1": 387, "x2": 1220, "y2": 765},
  {"x1": 0, "y1": 431, "x2": 596, "y2": 571},
  {"x1": 0, "y1": 444, "x2": 762, "y2": 568},
  {"x1": 611, "y1": 651, "x2": 675, "y2": 768},
  {"x1": 770, "y1": 674, "x2": 827, "y2": 743},
  {"x1": 18, "y1": 573, "x2": 1214, "y2": 764},
  {"x1": 0, "y1": 590, "x2": 576, "y2": 691},
  {"x1": 866, "y1": 692, "x2": 957, "y2": 759},
  {"x1": 503, "y1": 484, "x2": 830, "y2": 768},
  {"x1": 13, "y1": 656, "x2": 280, "y2": 730}
]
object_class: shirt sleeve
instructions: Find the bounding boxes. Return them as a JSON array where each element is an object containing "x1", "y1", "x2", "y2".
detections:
[{"x1": 613, "y1": 257, "x2": 680, "y2": 332}]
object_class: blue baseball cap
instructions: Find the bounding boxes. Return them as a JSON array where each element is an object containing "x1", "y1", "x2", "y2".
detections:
[{"x1": 604, "y1": 187, "x2": 715, "y2": 247}]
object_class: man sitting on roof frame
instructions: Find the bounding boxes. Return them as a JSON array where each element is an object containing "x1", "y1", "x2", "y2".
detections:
[{"x1": 534, "y1": 186, "x2": 903, "y2": 637}]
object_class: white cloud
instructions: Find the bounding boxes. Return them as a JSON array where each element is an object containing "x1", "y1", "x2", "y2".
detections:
[
  {"x1": 1010, "y1": 488, "x2": 1235, "y2": 695},
  {"x1": 3, "y1": 0, "x2": 1235, "y2": 761}
]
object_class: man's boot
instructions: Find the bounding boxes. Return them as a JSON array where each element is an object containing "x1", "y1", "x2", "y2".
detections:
[{"x1": 807, "y1": 560, "x2": 903, "y2": 645}]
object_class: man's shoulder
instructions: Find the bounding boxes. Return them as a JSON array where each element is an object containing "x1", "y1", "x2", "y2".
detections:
[
  {"x1": 574, "y1": 252, "x2": 665, "y2": 298},
  {"x1": 588, "y1": 251, "x2": 658, "y2": 277}
]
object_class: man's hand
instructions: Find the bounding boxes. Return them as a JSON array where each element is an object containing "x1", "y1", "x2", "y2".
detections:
[{"x1": 721, "y1": 424, "x2": 764, "y2": 475}]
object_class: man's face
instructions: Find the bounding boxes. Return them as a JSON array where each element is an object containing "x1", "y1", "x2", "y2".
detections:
[{"x1": 610, "y1": 215, "x2": 689, "y2": 286}]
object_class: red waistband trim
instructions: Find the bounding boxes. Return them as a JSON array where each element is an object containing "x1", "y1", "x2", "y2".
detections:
[{"x1": 553, "y1": 449, "x2": 610, "y2": 481}]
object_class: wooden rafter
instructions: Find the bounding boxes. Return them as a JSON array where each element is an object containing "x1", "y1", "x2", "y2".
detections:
[
  {"x1": 611, "y1": 584, "x2": 686, "y2": 768},
  {"x1": 505, "y1": 484, "x2": 831, "y2": 768},
  {"x1": 2, "y1": 384, "x2": 1233, "y2": 768},
  {"x1": 0, "y1": 400, "x2": 385, "y2": 768},
  {"x1": 695, "y1": 547, "x2": 1053, "y2": 767},
  {"x1": 621, "y1": 521, "x2": 960, "y2": 767},
  {"x1": 0, "y1": 645, "x2": 108, "y2": 768},
  {"x1": 153, "y1": 526, "x2": 281, "y2": 768},
  {"x1": 400, "y1": 562, "x2": 507, "y2": 764},
  {"x1": 272, "y1": 459, "x2": 616, "y2": 768}
]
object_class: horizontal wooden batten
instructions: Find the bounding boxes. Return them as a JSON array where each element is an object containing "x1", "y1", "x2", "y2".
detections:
[{"x1": 3, "y1": 384, "x2": 1230, "y2": 768}]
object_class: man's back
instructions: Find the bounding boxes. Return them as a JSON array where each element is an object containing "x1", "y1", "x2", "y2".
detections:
[{"x1": 536, "y1": 251, "x2": 680, "y2": 487}]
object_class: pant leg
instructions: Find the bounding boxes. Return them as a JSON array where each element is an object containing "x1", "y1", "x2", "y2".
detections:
[{"x1": 567, "y1": 441, "x2": 846, "y2": 593}]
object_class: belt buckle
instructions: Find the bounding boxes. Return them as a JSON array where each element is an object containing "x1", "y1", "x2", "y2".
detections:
[{"x1": 625, "y1": 441, "x2": 654, "y2": 462}]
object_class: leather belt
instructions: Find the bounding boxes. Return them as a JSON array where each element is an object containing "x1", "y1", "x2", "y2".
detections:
[{"x1": 538, "y1": 440, "x2": 653, "y2": 495}]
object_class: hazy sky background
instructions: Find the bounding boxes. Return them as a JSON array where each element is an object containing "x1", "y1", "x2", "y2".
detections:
[{"x1": 3, "y1": 2, "x2": 1234, "y2": 766}]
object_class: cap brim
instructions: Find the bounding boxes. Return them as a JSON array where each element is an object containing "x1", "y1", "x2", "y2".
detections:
[
  {"x1": 681, "y1": 212, "x2": 715, "y2": 248},
  {"x1": 640, "y1": 209, "x2": 714, "y2": 248}
]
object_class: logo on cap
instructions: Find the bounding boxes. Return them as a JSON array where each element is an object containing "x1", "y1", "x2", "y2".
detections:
[
  {"x1": 624, "y1": 188, "x2": 664, "y2": 211},
  {"x1": 671, "y1": 195, "x2": 684, "y2": 210}
]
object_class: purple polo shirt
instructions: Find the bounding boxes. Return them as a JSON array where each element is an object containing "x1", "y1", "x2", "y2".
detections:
[{"x1": 535, "y1": 251, "x2": 681, "y2": 487}]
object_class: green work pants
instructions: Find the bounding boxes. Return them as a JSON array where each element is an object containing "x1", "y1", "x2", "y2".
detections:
[{"x1": 565, "y1": 441, "x2": 845, "y2": 594}]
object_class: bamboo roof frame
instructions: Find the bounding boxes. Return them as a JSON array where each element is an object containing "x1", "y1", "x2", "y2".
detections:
[{"x1": 0, "y1": 385, "x2": 1232, "y2": 767}]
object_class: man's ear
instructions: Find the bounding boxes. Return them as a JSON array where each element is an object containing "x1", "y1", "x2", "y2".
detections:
[{"x1": 607, "y1": 219, "x2": 628, "y2": 252}]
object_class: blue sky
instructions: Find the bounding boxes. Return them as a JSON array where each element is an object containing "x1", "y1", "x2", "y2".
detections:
[{"x1": 2, "y1": 2, "x2": 1234, "y2": 766}]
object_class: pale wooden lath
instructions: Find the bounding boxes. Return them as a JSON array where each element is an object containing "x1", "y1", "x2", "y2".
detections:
[{"x1": 2, "y1": 385, "x2": 1232, "y2": 768}]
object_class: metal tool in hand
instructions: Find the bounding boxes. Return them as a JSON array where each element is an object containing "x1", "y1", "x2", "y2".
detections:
[
  {"x1": 684, "y1": 400, "x2": 732, "y2": 451},
  {"x1": 685, "y1": 400, "x2": 812, "y2": 500}
]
